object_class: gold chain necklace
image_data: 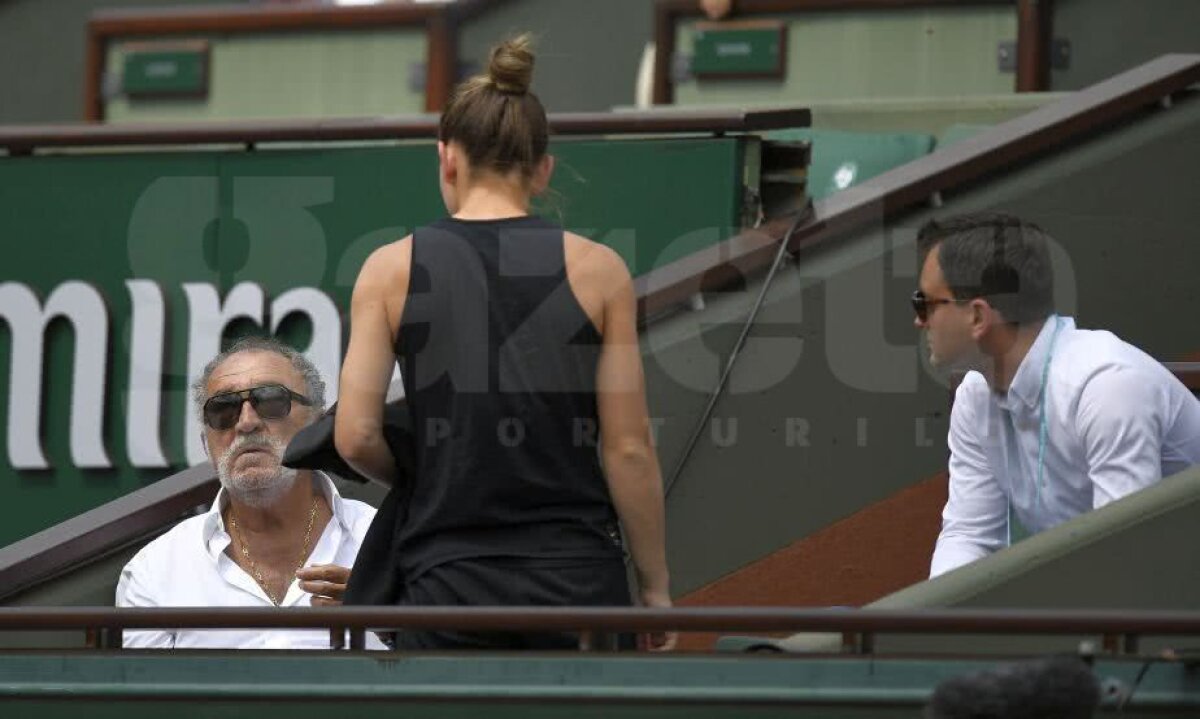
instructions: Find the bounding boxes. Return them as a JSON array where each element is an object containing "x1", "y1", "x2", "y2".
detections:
[{"x1": 228, "y1": 495, "x2": 320, "y2": 606}]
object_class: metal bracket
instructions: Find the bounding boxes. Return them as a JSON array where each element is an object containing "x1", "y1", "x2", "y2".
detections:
[
  {"x1": 997, "y1": 41, "x2": 1017, "y2": 73},
  {"x1": 408, "y1": 62, "x2": 427, "y2": 93},
  {"x1": 998, "y1": 38, "x2": 1071, "y2": 73},
  {"x1": 1051, "y1": 38, "x2": 1071, "y2": 70},
  {"x1": 671, "y1": 52, "x2": 693, "y2": 85},
  {"x1": 102, "y1": 70, "x2": 123, "y2": 101}
]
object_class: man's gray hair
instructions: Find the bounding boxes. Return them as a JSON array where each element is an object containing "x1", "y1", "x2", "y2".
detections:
[{"x1": 191, "y1": 336, "x2": 327, "y2": 421}]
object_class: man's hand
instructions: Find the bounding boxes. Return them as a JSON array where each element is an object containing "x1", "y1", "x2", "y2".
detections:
[
  {"x1": 639, "y1": 586, "x2": 677, "y2": 652},
  {"x1": 296, "y1": 564, "x2": 351, "y2": 607}
]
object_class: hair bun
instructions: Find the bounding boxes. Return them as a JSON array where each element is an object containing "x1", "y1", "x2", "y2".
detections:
[{"x1": 488, "y1": 34, "x2": 535, "y2": 95}]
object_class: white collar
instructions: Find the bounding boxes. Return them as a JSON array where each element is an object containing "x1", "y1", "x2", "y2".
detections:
[
  {"x1": 1003, "y1": 314, "x2": 1074, "y2": 409},
  {"x1": 201, "y1": 471, "x2": 347, "y2": 561}
]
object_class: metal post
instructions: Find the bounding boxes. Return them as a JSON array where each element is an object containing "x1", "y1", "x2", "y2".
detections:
[
  {"x1": 102, "y1": 627, "x2": 123, "y2": 650},
  {"x1": 1122, "y1": 634, "x2": 1140, "y2": 656},
  {"x1": 578, "y1": 630, "x2": 595, "y2": 652},
  {"x1": 1102, "y1": 634, "x2": 1119, "y2": 654},
  {"x1": 349, "y1": 629, "x2": 366, "y2": 651},
  {"x1": 841, "y1": 632, "x2": 860, "y2": 654},
  {"x1": 860, "y1": 632, "x2": 876, "y2": 655}
]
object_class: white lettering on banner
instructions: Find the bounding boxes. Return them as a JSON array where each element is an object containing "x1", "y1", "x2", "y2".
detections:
[
  {"x1": 143, "y1": 61, "x2": 179, "y2": 79},
  {"x1": 126, "y1": 280, "x2": 169, "y2": 468},
  {"x1": 183, "y1": 282, "x2": 266, "y2": 465},
  {"x1": 0, "y1": 282, "x2": 111, "y2": 469},
  {"x1": 1, "y1": 280, "x2": 346, "y2": 471},
  {"x1": 270, "y1": 287, "x2": 342, "y2": 402},
  {"x1": 716, "y1": 43, "x2": 753, "y2": 57}
]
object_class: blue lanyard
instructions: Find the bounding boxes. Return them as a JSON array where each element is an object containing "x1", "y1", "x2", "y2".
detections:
[
  {"x1": 1006, "y1": 316, "x2": 1065, "y2": 545},
  {"x1": 1035, "y1": 317, "x2": 1065, "y2": 510}
]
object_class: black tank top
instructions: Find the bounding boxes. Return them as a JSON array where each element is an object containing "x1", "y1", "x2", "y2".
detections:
[{"x1": 394, "y1": 215, "x2": 623, "y2": 580}]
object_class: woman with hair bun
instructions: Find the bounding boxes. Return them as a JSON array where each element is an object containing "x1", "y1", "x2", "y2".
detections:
[{"x1": 335, "y1": 35, "x2": 673, "y2": 651}]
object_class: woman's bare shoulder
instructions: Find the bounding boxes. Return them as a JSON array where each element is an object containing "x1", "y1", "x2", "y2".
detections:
[
  {"x1": 361, "y1": 235, "x2": 413, "y2": 280},
  {"x1": 563, "y1": 231, "x2": 630, "y2": 286}
]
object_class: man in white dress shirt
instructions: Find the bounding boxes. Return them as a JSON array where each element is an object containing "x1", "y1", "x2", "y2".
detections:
[
  {"x1": 116, "y1": 337, "x2": 383, "y2": 649},
  {"x1": 913, "y1": 213, "x2": 1200, "y2": 577}
]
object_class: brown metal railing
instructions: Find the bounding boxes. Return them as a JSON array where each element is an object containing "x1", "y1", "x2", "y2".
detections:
[
  {"x1": 0, "y1": 108, "x2": 812, "y2": 156},
  {"x1": 2, "y1": 606, "x2": 1199, "y2": 655}
]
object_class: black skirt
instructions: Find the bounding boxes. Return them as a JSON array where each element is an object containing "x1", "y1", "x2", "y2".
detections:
[{"x1": 389, "y1": 555, "x2": 634, "y2": 651}]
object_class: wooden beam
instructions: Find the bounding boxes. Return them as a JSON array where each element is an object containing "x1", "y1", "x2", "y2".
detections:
[
  {"x1": 425, "y1": 14, "x2": 456, "y2": 113},
  {"x1": 1016, "y1": 0, "x2": 1053, "y2": 92},
  {"x1": 653, "y1": 3, "x2": 677, "y2": 105},
  {"x1": 89, "y1": 3, "x2": 444, "y2": 37},
  {"x1": 660, "y1": 0, "x2": 1010, "y2": 10},
  {"x1": 83, "y1": 24, "x2": 105, "y2": 122}
]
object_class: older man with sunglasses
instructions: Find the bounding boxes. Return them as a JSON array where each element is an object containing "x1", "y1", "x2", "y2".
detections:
[
  {"x1": 913, "y1": 213, "x2": 1200, "y2": 577},
  {"x1": 116, "y1": 336, "x2": 384, "y2": 649}
]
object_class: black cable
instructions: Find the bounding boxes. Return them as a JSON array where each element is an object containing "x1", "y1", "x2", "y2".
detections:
[
  {"x1": 1117, "y1": 658, "x2": 1154, "y2": 712},
  {"x1": 1116, "y1": 646, "x2": 1200, "y2": 712},
  {"x1": 664, "y1": 205, "x2": 813, "y2": 499}
]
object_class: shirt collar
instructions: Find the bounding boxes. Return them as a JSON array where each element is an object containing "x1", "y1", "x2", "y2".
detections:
[
  {"x1": 202, "y1": 471, "x2": 348, "y2": 561},
  {"x1": 1005, "y1": 314, "x2": 1074, "y2": 409}
]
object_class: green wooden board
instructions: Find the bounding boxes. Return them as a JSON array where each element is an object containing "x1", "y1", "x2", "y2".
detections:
[
  {"x1": 0, "y1": 137, "x2": 746, "y2": 546},
  {"x1": 693, "y1": 25, "x2": 785, "y2": 78},
  {"x1": 123, "y1": 48, "x2": 208, "y2": 97}
]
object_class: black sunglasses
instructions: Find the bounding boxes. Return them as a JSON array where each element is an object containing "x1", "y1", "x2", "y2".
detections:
[
  {"x1": 202, "y1": 384, "x2": 312, "y2": 430},
  {"x1": 911, "y1": 289, "x2": 965, "y2": 323}
]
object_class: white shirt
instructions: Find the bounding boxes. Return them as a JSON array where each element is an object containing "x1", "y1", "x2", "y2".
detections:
[
  {"x1": 116, "y1": 472, "x2": 386, "y2": 649},
  {"x1": 931, "y1": 316, "x2": 1200, "y2": 577}
]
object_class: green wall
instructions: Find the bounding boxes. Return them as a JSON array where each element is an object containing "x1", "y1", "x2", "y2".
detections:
[
  {"x1": 105, "y1": 30, "x2": 427, "y2": 123},
  {"x1": 0, "y1": 136, "x2": 747, "y2": 549},
  {"x1": 2, "y1": 653, "x2": 1196, "y2": 717},
  {"x1": 674, "y1": 7, "x2": 1017, "y2": 107}
]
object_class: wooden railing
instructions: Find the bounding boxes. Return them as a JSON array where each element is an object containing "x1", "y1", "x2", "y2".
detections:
[
  {"x1": 0, "y1": 107, "x2": 811, "y2": 156},
  {"x1": 1, "y1": 606, "x2": 1197, "y2": 654}
]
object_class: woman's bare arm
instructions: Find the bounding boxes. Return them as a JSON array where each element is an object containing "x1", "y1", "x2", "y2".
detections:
[
  {"x1": 334, "y1": 239, "x2": 410, "y2": 486},
  {"x1": 592, "y1": 246, "x2": 673, "y2": 649}
]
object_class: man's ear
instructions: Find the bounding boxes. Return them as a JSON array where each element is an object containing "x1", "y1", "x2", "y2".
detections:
[
  {"x1": 200, "y1": 431, "x2": 209, "y2": 456},
  {"x1": 968, "y1": 298, "x2": 993, "y2": 341}
]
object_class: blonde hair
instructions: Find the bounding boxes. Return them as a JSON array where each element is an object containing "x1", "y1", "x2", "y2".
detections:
[{"x1": 438, "y1": 34, "x2": 548, "y2": 180}]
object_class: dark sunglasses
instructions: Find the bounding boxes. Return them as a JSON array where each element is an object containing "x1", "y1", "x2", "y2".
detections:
[
  {"x1": 202, "y1": 384, "x2": 312, "y2": 430},
  {"x1": 911, "y1": 289, "x2": 965, "y2": 323}
]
